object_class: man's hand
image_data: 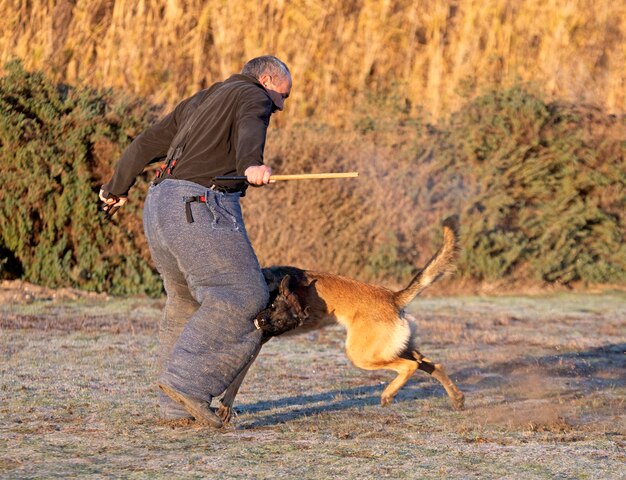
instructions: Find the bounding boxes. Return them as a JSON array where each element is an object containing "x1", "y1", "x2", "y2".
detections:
[
  {"x1": 244, "y1": 165, "x2": 272, "y2": 186},
  {"x1": 99, "y1": 188, "x2": 128, "y2": 216}
]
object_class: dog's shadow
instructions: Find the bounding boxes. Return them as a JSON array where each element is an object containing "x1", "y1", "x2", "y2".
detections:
[
  {"x1": 232, "y1": 381, "x2": 443, "y2": 429},
  {"x1": 232, "y1": 342, "x2": 625, "y2": 429}
]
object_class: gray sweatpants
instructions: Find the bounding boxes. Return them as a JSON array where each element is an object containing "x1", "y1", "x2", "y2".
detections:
[{"x1": 143, "y1": 179, "x2": 266, "y2": 419}]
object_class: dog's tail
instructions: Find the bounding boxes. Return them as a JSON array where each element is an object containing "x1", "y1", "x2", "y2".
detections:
[{"x1": 393, "y1": 215, "x2": 460, "y2": 308}]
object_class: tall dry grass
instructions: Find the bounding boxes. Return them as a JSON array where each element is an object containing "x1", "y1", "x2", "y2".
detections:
[{"x1": 2, "y1": 0, "x2": 624, "y2": 121}]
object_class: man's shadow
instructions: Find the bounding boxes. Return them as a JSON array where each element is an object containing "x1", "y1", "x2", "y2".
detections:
[{"x1": 233, "y1": 342, "x2": 625, "y2": 428}]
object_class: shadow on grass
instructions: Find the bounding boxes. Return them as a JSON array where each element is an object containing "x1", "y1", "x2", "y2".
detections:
[
  {"x1": 456, "y1": 342, "x2": 625, "y2": 386},
  {"x1": 235, "y1": 343, "x2": 625, "y2": 428},
  {"x1": 236, "y1": 381, "x2": 444, "y2": 428}
]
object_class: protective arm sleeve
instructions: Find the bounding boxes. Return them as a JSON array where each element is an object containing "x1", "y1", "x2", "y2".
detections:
[{"x1": 235, "y1": 94, "x2": 272, "y2": 175}]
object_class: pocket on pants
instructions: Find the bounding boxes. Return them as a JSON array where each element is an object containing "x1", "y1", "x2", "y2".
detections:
[{"x1": 205, "y1": 195, "x2": 240, "y2": 232}]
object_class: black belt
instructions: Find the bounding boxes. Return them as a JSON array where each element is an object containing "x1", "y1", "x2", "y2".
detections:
[{"x1": 208, "y1": 184, "x2": 240, "y2": 194}]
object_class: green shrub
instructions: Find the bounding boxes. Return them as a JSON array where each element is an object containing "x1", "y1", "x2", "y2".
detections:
[
  {"x1": 0, "y1": 60, "x2": 163, "y2": 295},
  {"x1": 431, "y1": 87, "x2": 626, "y2": 284},
  {"x1": 1, "y1": 63, "x2": 623, "y2": 294},
  {"x1": 256, "y1": 86, "x2": 625, "y2": 288}
]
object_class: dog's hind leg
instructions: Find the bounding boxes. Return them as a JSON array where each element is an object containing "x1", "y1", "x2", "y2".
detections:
[
  {"x1": 379, "y1": 359, "x2": 418, "y2": 406},
  {"x1": 413, "y1": 351, "x2": 464, "y2": 410}
]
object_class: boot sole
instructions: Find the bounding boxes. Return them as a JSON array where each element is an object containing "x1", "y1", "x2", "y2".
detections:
[{"x1": 158, "y1": 383, "x2": 223, "y2": 428}]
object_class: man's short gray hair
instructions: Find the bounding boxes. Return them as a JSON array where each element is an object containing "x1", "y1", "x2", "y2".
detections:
[{"x1": 241, "y1": 56, "x2": 290, "y2": 81}]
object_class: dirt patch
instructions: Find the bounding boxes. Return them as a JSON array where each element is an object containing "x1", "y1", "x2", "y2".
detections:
[
  {"x1": 0, "y1": 281, "x2": 162, "y2": 333},
  {"x1": 0, "y1": 311, "x2": 157, "y2": 334},
  {"x1": 0, "y1": 280, "x2": 108, "y2": 304}
]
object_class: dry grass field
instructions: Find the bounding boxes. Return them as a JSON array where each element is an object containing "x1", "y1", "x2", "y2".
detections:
[{"x1": 1, "y1": 288, "x2": 624, "y2": 478}]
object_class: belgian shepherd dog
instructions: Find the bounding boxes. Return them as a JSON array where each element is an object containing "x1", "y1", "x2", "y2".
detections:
[{"x1": 217, "y1": 217, "x2": 464, "y2": 423}]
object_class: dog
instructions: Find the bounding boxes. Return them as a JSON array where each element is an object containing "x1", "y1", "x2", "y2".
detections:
[{"x1": 216, "y1": 216, "x2": 464, "y2": 423}]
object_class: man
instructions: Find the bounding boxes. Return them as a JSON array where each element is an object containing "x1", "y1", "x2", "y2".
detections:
[{"x1": 99, "y1": 56, "x2": 292, "y2": 427}]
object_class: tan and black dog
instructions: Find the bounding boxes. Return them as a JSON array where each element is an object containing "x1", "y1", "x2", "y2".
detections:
[{"x1": 217, "y1": 216, "x2": 464, "y2": 423}]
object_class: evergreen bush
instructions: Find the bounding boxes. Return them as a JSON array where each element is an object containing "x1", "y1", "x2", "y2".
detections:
[
  {"x1": 0, "y1": 63, "x2": 623, "y2": 294},
  {"x1": 430, "y1": 86, "x2": 626, "y2": 284},
  {"x1": 254, "y1": 86, "x2": 625, "y2": 288},
  {"x1": 0, "y1": 60, "x2": 163, "y2": 295}
]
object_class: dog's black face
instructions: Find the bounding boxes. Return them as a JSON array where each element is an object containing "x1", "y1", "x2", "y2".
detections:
[{"x1": 255, "y1": 275, "x2": 308, "y2": 339}]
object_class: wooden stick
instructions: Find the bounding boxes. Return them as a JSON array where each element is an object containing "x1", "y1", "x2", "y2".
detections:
[
  {"x1": 269, "y1": 172, "x2": 359, "y2": 182},
  {"x1": 212, "y1": 172, "x2": 359, "y2": 182}
]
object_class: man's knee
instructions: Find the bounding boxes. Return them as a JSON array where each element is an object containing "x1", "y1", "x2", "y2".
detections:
[{"x1": 164, "y1": 277, "x2": 196, "y2": 303}]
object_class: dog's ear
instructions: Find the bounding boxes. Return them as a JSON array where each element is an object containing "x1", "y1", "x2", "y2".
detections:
[
  {"x1": 279, "y1": 274, "x2": 291, "y2": 296},
  {"x1": 278, "y1": 275, "x2": 308, "y2": 322},
  {"x1": 263, "y1": 268, "x2": 281, "y2": 293},
  {"x1": 262, "y1": 268, "x2": 275, "y2": 284}
]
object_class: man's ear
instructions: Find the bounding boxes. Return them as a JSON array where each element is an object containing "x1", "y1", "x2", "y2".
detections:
[{"x1": 258, "y1": 73, "x2": 272, "y2": 88}]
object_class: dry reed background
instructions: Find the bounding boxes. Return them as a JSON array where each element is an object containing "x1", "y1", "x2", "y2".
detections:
[{"x1": 2, "y1": 0, "x2": 624, "y2": 123}]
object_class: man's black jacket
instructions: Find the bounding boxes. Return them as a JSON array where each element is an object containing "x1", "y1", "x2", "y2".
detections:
[{"x1": 103, "y1": 74, "x2": 275, "y2": 195}]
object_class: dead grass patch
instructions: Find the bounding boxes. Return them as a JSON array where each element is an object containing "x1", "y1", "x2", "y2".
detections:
[{"x1": 0, "y1": 292, "x2": 624, "y2": 478}]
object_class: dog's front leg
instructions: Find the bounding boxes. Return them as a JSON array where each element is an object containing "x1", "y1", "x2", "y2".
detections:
[{"x1": 217, "y1": 343, "x2": 264, "y2": 423}]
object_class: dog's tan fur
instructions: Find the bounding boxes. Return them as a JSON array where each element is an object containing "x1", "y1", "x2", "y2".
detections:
[{"x1": 217, "y1": 217, "x2": 464, "y2": 423}]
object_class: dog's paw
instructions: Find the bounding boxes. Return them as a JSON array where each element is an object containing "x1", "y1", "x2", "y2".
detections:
[
  {"x1": 216, "y1": 404, "x2": 234, "y2": 424},
  {"x1": 380, "y1": 395, "x2": 394, "y2": 407},
  {"x1": 451, "y1": 393, "x2": 465, "y2": 411}
]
